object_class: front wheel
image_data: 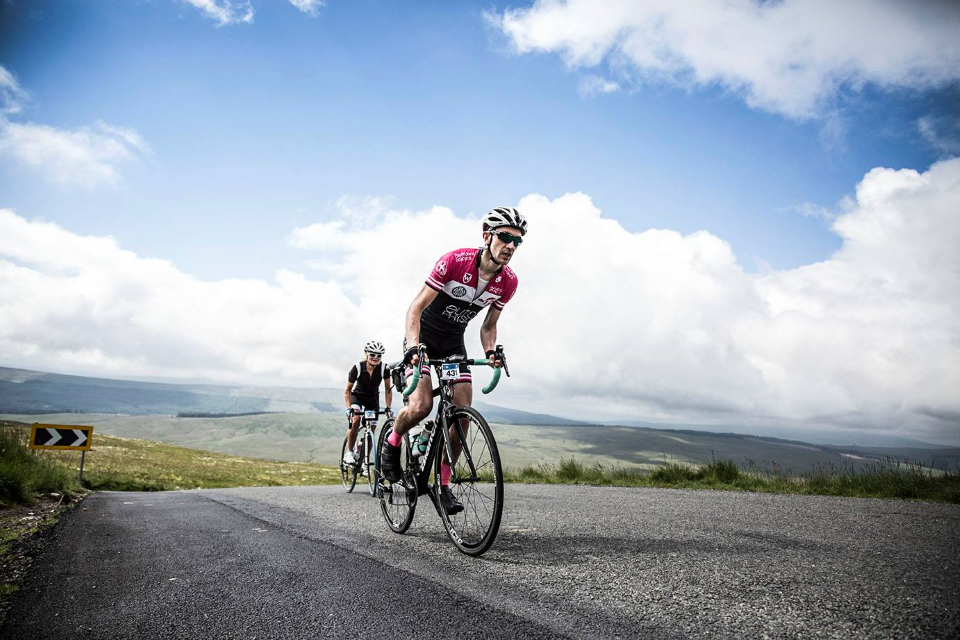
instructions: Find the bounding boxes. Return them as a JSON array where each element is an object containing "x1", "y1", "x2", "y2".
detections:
[
  {"x1": 376, "y1": 419, "x2": 416, "y2": 533},
  {"x1": 365, "y1": 428, "x2": 376, "y2": 497},
  {"x1": 436, "y1": 406, "x2": 504, "y2": 556},
  {"x1": 340, "y1": 436, "x2": 357, "y2": 493}
]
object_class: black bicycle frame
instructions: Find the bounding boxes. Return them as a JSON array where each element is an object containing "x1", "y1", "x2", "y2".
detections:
[{"x1": 390, "y1": 359, "x2": 484, "y2": 510}]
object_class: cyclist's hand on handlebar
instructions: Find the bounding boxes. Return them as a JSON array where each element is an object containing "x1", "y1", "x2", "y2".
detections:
[
  {"x1": 345, "y1": 408, "x2": 354, "y2": 419},
  {"x1": 485, "y1": 348, "x2": 505, "y2": 368},
  {"x1": 486, "y1": 345, "x2": 510, "y2": 376},
  {"x1": 404, "y1": 344, "x2": 425, "y2": 366}
]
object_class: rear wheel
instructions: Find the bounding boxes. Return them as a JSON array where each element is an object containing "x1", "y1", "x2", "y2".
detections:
[
  {"x1": 436, "y1": 406, "x2": 503, "y2": 556},
  {"x1": 340, "y1": 436, "x2": 357, "y2": 493},
  {"x1": 377, "y1": 420, "x2": 416, "y2": 533}
]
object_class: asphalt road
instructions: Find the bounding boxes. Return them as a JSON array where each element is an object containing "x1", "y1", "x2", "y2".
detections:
[{"x1": 4, "y1": 485, "x2": 959, "y2": 639}]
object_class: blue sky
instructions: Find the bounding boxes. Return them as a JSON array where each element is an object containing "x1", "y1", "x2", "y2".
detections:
[
  {"x1": 2, "y1": 0, "x2": 953, "y2": 278},
  {"x1": 1, "y1": 0, "x2": 959, "y2": 443}
]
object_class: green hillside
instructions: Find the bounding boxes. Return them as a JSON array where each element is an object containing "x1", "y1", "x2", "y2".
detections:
[
  {"x1": 3, "y1": 366, "x2": 957, "y2": 475},
  {"x1": 3, "y1": 419, "x2": 955, "y2": 504},
  {"x1": 7, "y1": 411, "x2": 955, "y2": 475},
  {"x1": 1, "y1": 421, "x2": 339, "y2": 493}
]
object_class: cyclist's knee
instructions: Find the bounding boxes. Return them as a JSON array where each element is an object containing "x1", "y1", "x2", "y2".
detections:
[{"x1": 407, "y1": 401, "x2": 432, "y2": 423}]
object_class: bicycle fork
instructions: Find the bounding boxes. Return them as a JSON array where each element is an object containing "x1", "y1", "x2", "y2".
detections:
[{"x1": 441, "y1": 412, "x2": 482, "y2": 484}]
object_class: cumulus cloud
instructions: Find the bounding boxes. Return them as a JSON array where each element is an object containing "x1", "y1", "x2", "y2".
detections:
[
  {"x1": 0, "y1": 210, "x2": 358, "y2": 385},
  {"x1": 181, "y1": 0, "x2": 254, "y2": 26},
  {"x1": 289, "y1": 0, "x2": 325, "y2": 16},
  {"x1": 0, "y1": 66, "x2": 148, "y2": 188},
  {"x1": 0, "y1": 120, "x2": 149, "y2": 188},
  {"x1": 2, "y1": 160, "x2": 959, "y2": 443},
  {"x1": 491, "y1": 0, "x2": 960, "y2": 120}
]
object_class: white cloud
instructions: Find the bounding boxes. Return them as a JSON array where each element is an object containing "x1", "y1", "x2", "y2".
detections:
[
  {"x1": 792, "y1": 202, "x2": 835, "y2": 222},
  {"x1": 0, "y1": 66, "x2": 148, "y2": 188},
  {"x1": 2, "y1": 160, "x2": 959, "y2": 443},
  {"x1": 0, "y1": 119, "x2": 149, "y2": 188},
  {"x1": 918, "y1": 115, "x2": 960, "y2": 156},
  {"x1": 0, "y1": 66, "x2": 28, "y2": 115},
  {"x1": 181, "y1": 0, "x2": 254, "y2": 26},
  {"x1": 578, "y1": 74, "x2": 621, "y2": 98},
  {"x1": 0, "y1": 210, "x2": 358, "y2": 386},
  {"x1": 289, "y1": 0, "x2": 325, "y2": 16},
  {"x1": 491, "y1": 0, "x2": 960, "y2": 120}
]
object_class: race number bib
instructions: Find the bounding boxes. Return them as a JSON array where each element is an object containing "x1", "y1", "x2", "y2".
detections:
[
  {"x1": 364, "y1": 410, "x2": 377, "y2": 420},
  {"x1": 441, "y1": 363, "x2": 459, "y2": 380}
]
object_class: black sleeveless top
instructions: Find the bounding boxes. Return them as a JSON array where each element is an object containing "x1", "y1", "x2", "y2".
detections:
[{"x1": 348, "y1": 361, "x2": 386, "y2": 398}]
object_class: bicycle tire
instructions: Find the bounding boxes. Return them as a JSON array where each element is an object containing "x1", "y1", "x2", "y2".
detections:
[
  {"x1": 340, "y1": 436, "x2": 357, "y2": 493},
  {"x1": 377, "y1": 420, "x2": 416, "y2": 533},
  {"x1": 435, "y1": 406, "x2": 504, "y2": 556},
  {"x1": 365, "y1": 429, "x2": 376, "y2": 497}
]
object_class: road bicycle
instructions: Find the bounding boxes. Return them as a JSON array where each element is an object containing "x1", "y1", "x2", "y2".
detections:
[
  {"x1": 375, "y1": 345, "x2": 507, "y2": 556},
  {"x1": 340, "y1": 408, "x2": 388, "y2": 496}
]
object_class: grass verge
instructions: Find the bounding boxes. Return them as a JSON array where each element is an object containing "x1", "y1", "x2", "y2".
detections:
[
  {"x1": 505, "y1": 457, "x2": 960, "y2": 503},
  {"x1": 71, "y1": 434, "x2": 342, "y2": 490},
  {"x1": 0, "y1": 423, "x2": 82, "y2": 508},
  {"x1": 1, "y1": 421, "x2": 341, "y2": 493}
]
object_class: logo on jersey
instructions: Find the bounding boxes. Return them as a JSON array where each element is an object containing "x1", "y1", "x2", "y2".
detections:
[
  {"x1": 488, "y1": 287, "x2": 502, "y2": 295},
  {"x1": 463, "y1": 273, "x2": 472, "y2": 283},
  {"x1": 452, "y1": 286, "x2": 467, "y2": 298},
  {"x1": 435, "y1": 261, "x2": 447, "y2": 276},
  {"x1": 495, "y1": 276, "x2": 502, "y2": 283},
  {"x1": 442, "y1": 305, "x2": 478, "y2": 324},
  {"x1": 455, "y1": 251, "x2": 473, "y2": 262}
]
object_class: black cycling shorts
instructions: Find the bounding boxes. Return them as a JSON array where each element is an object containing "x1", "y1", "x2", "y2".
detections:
[
  {"x1": 403, "y1": 329, "x2": 471, "y2": 385},
  {"x1": 349, "y1": 393, "x2": 379, "y2": 413}
]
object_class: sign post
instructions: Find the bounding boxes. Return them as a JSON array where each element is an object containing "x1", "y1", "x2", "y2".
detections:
[{"x1": 29, "y1": 424, "x2": 94, "y2": 481}]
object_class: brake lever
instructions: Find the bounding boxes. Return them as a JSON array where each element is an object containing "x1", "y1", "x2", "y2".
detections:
[{"x1": 495, "y1": 344, "x2": 510, "y2": 377}]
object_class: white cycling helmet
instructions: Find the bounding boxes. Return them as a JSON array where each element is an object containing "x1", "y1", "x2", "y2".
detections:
[
  {"x1": 364, "y1": 340, "x2": 385, "y2": 355},
  {"x1": 482, "y1": 207, "x2": 528, "y2": 236}
]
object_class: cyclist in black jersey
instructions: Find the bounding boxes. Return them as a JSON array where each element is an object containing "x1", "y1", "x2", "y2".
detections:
[
  {"x1": 380, "y1": 207, "x2": 527, "y2": 514},
  {"x1": 343, "y1": 340, "x2": 393, "y2": 465}
]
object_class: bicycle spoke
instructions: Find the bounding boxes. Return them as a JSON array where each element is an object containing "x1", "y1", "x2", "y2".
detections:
[
  {"x1": 437, "y1": 407, "x2": 503, "y2": 556},
  {"x1": 377, "y1": 421, "x2": 416, "y2": 534}
]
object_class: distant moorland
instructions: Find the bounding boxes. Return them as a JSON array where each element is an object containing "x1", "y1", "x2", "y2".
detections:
[{"x1": 2, "y1": 366, "x2": 958, "y2": 474}]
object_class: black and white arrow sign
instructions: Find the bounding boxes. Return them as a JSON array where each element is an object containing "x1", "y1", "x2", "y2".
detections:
[{"x1": 30, "y1": 424, "x2": 94, "y2": 451}]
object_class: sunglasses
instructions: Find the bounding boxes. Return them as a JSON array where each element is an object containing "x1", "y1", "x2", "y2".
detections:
[
  {"x1": 366, "y1": 353, "x2": 382, "y2": 358},
  {"x1": 495, "y1": 231, "x2": 523, "y2": 246}
]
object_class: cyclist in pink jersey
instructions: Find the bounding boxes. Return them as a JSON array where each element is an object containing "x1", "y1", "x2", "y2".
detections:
[{"x1": 381, "y1": 207, "x2": 527, "y2": 514}]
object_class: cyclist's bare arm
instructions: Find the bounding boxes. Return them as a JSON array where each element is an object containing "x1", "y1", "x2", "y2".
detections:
[
  {"x1": 480, "y1": 305, "x2": 505, "y2": 368},
  {"x1": 405, "y1": 285, "x2": 439, "y2": 364},
  {"x1": 383, "y1": 376, "x2": 393, "y2": 413},
  {"x1": 343, "y1": 382, "x2": 353, "y2": 411}
]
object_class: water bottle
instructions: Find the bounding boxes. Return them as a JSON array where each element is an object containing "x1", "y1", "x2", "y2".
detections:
[{"x1": 411, "y1": 420, "x2": 434, "y2": 459}]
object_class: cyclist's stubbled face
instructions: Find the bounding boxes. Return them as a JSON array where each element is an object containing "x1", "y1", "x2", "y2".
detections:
[{"x1": 486, "y1": 226, "x2": 522, "y2": 264}]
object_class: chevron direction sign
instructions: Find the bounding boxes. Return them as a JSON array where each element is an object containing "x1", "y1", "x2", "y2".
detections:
[{"x1": 29, "y1": 424, "x2": 94, "y2": 451}]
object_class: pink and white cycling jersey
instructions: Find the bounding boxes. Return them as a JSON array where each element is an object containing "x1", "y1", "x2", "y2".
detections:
[{"x1": 421, "y1": 247, "x2": 518, "y2": 337}]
